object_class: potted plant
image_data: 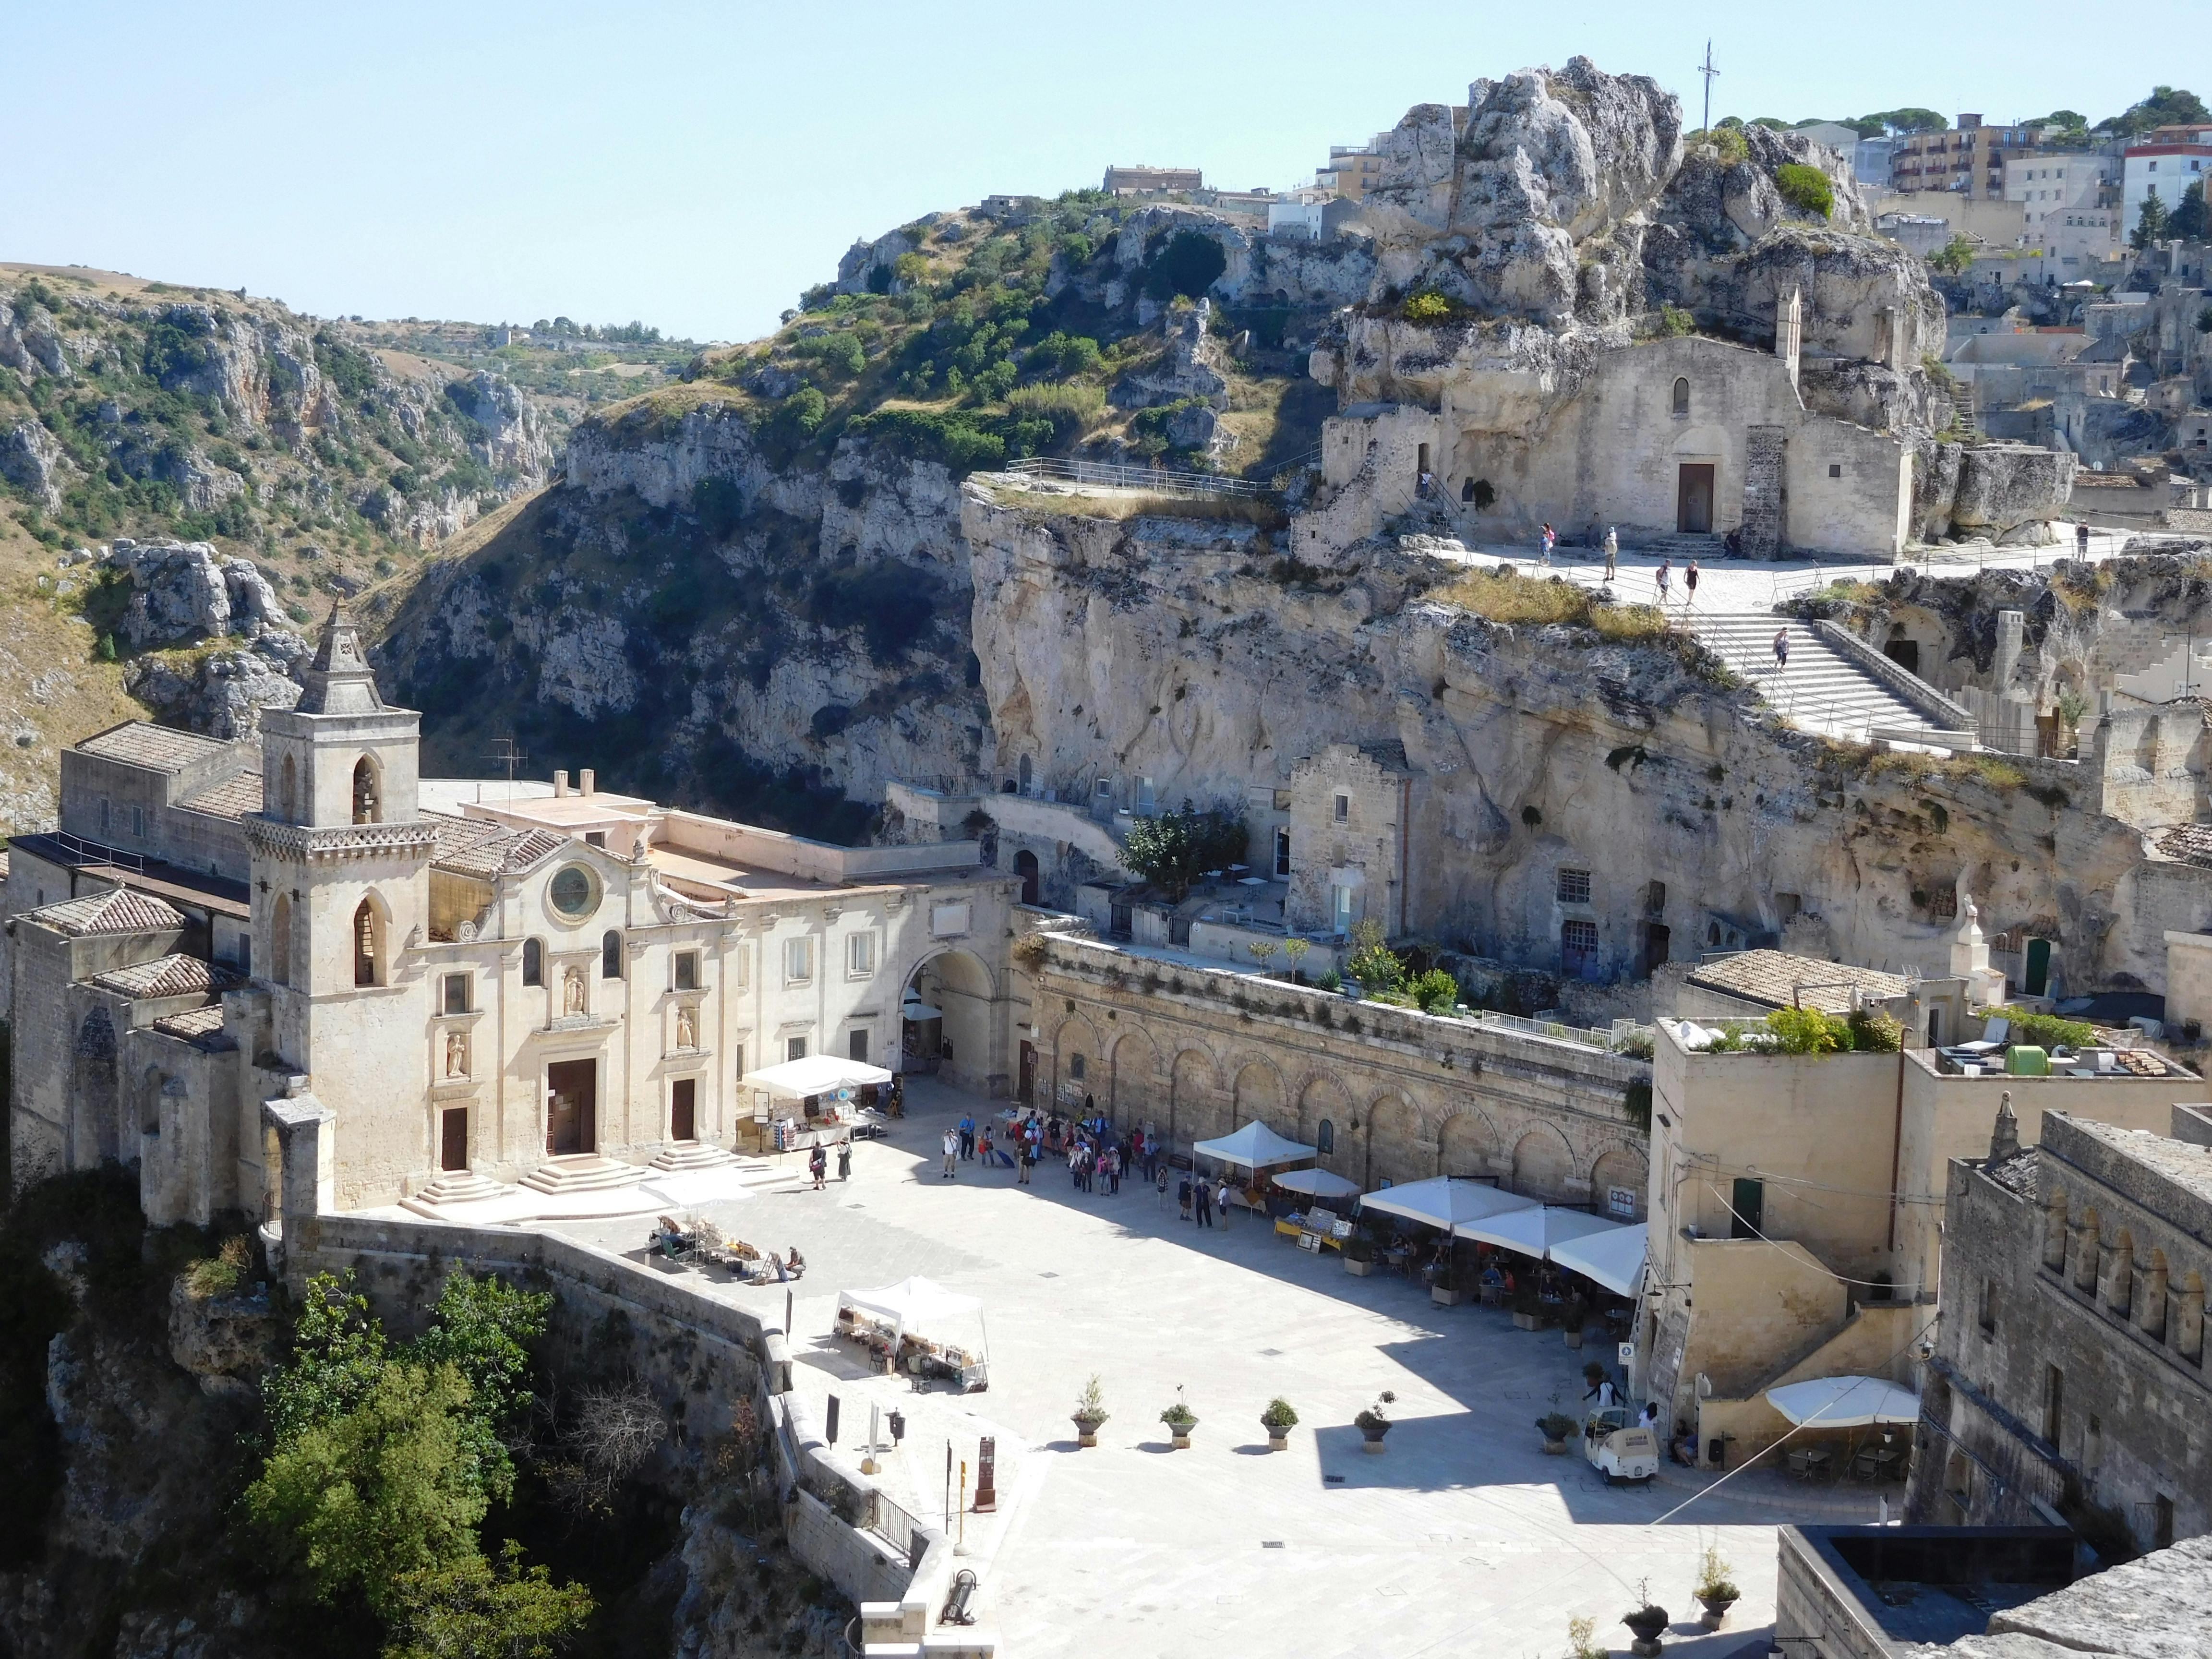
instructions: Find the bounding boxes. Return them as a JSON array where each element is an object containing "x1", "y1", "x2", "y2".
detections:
[
  {"x1": 1537, "y1": 1411, "x2": 1579, "y2": 1455},
  {"x1": 1344, "y1": 1233, "x2": 1375, "y2": 1277},
  {"x1": 1621, "y1": 1579, "x2": 1671, "y2": 1657},
  {"x1": 1354, "y1": 1390, "x2": 1396, "y2": 1454},
  {"x1": 1261, "y1": 1396, "x2": 1298, "y2": 1452},
  {"x1": 1694, "y1": 1546, "x2": 1740, "y2": 1629},
  {"x1": 1071, "y1": 1374, "x2": 1108, "y2": 1448},
  {"x1": 1511, "y1": 1286, "x2": 1543, "y2": 1332},
  {"x1": 1431, "y1": 1258, "x2": 1462, "y2": 1306},
  {"x1": 1282, "y1": 938, "x2": 1310, "y2": 984},
  {"x1": 1566, "y1": 1614, "x2": 1607, "y2": 1659},
  {"x1": 1159, "y1": 1386, "x2": 1198, "y2": 1450},
  {"x1": 1563, "y1": 1295, "x2": 1588, "y2": 1349}
]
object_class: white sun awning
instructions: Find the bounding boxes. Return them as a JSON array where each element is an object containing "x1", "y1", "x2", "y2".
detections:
[
  {"x1": 1358, "y1": 1177, "x2": 1538, "y2": 1232},
  {"x1": 1766, "y1": 1375, "x2": 1921, "y2": 1429},
  {"x1": 1271, "y1": 1166, "x2": 1363, "y2": 1201},
  {"x1": 1458, "y1": 1204, "x2": 1625, "y2": 1258},
  {"x1": 742, "y1": 1055, "x2": 894, "y2": 1099},
  {"x1": 902, "y1": 999, "x2": 943, "y2": 1021},
  {"x1": 1549, "y1": 1221, "x2": 1649, "y2": 1298},
  {"x1": 835, "y1": 1275, "x2": 989, "y2": 1361},
  {"x1": 1191, "y1": 1120, "x2": 1317, "y2": 1170}
]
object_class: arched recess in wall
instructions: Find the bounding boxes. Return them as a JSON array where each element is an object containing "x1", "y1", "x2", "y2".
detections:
[
  {"x1": 351, "y1": 755, "x2": 381, "y2": 825},
  {"x1": 1232, "y1": 1058, "x2": 1286, "y2": 1136},
  {"x1": 272, "y1": 892, "x2": 294, "y2": 987},
  {"x1": 73, "y1": 1008, "x2": 119, "y2": 1163},
  {"x1": 1170, "y1": 1047, "x2": 1221, "y2": 1147},
  {"x1": 1298, "y1": 1075, "x2": 1354, "y2": 1175},
  {"x1": 1589, "y1": 1145, "x2": 1650, "y2": 1221},
  {"x1": 1364, "y1": 1092, "x2": 1421, "y2": 1189},
  {"x1": 278, "y1": 755, "x2": 298, "y2": 822},
  {"x1": 352, "y1": 895, "x2": 387, "y2": 987},
  {"x1": 1437, "y1": 1108, "x2": 1502, "y2": 1181},
  {"x1": 1109, "y1": 1027, "x2": 1160, "y2": 1126},
  {"x1": 1511, "y1": 1124, "x2": 1575, "y2": 1200},
  {"x1": 1053, "y1": 1013, "x2": 1105, "y2": 1109}
]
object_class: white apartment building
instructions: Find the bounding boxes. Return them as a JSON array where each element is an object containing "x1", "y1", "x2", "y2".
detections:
[
  {"x1": 2124, "y1": 142, "x2": 2211, "y2": 240},
  {"x1": 2008, "y1": 153, "x2": 2121, "y2": 269}
]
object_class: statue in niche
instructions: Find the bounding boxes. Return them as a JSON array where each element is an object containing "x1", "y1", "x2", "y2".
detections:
[
  {"x1": 676, "y1": 1005, "x2": 697, "y2": 1051},
  {"x1": 562, "y1": 965, "x2": 587, "y2": 1017},
  {"x1": 445, "y1": 1030, "x2": 469, "y2": 1079}
]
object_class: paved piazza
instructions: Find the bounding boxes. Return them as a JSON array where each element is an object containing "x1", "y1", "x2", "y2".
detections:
[{"x1": 552, "y1": 1080, "x2": 1883, "y2": 1656}]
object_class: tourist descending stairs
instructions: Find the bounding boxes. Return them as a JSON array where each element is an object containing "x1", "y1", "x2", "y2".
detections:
[{"x1": 1679, "y1": 613, "x2": 1962, "y2": 745}]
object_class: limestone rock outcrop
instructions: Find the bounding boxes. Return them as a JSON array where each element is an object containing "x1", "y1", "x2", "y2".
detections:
[
  {"x1": 106, "y1": 539, "x2": 286, "y2": 650},
  {"x1": 0, "y1": 417, "x2": 69, "y2": 508},
  {"x1": 1916, "y1": 443, "x2": 2080, "y2": 544}
]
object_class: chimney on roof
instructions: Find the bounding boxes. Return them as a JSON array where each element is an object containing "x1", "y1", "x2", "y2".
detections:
[
  {"x1": 580, "y1": 769, "x2": 595, "y2": 796},
  {"x1": 1989, "y1": 1091, "x2": 2020, "y2": 1162},
  {"x1": 553, "y1": 769, "x2": 569, "y2": 797}
]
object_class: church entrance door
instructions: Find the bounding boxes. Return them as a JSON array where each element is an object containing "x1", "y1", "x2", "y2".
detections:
[
  {"x1": 1676, "y1": 463, "x2": 1716, "y2": 533},
  {"x1": 547, "y1": 1059, "x2": 597, "y2": 1155}
]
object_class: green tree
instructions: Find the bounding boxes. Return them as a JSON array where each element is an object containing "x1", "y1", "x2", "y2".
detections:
[
  {"x1": 383, "y1": 1542, "x2": 594, "y2": 1659},
  {"x1": 1407, "y1": 967, "x2": 1461, "y2": 1014},
  {"x1": 1929, "y1": 235, "x2": 1977, "y2": 278},
  {"x1": 2097, "y1": 85, "x2": 2208, "y2": 138},
  {"x1": 1119, "y1": 804, "x2": 1247, "y2": 901},
  {"x1": 264, "y1": 1272, "x2": 391, "y2": 1445},
  {"x1": 1342, "y1": 919, "x2": 1406, "y2": 996},
  {"x1": 1775, "y1": 163, "x2": 1835, "y2": 218},
  {"x1": 2171, "y1": 180, "x2": 2209, "y2": 241},
  {"x1": 246, "y1": 1362, "x2": 498, "y2": 1616},
  {"x1": 2133, "y1": 187, "x2": 2171, "y2": 250},
  {"x1": 1851, "y1": 107, "x2": 1947, "y2": 136}
]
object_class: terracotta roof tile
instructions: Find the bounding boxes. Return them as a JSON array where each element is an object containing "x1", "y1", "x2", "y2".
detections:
[
  {"x1": 31, "y1": 887, "x2": 189, "y2": 937},
  {"x1": 152, "y1": 1003, "x2": 231, "y2": 1044},
  {"x1": 1684, "y1": 948, "x2": 1908, "y2": 1015},
  {"x1": 75, "y1": 721, "x2": 232, "y2": 772},
  {"x1": 178, "y1": 769, "x2": 264, "y2": 819},
  {"x1": 86, "y1": 953, "x2": 244, "y2": 999},
  {"x1": 2157, "y1": 824, "x2": 2212, "y2": 867}
]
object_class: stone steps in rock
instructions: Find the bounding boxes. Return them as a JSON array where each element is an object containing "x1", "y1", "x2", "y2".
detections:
[{"x1": 1682, "y1": 612, "x2": 1940, "y2": 742}]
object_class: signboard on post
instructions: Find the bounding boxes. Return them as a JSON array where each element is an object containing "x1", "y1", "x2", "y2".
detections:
[
  {"x1": 975, "y1": 1437, "x2": 998, "y2": 1513},
  {"x1": 1619, "y1": 1342, "x2": 1636, "y2": 1368}
]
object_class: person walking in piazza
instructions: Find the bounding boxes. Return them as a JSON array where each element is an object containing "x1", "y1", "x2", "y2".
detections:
[
  {"x1": 1194, "y1": 1177, "x2": 1215, "y2": 1229},
  {"x1": 1177, "y1": 1173, "x2": 1194, "y2": 1221},
  {"x1": 1655, "y1": 558, "x2": 1671, "y2": 604},
  {"x1": 958, "y1": 1112, "x2": 975, "y2": 1160},
  {"x1": 837, "y1": 1141, "x2": 852, "y2": 1182},
  {"x1": 2076, "y1": 521, "x2": 2091, "y2": 557},
  {"x1": 1539, "y1": 522, "x2": 1556, "y2": 566},
  {"x1": 1215, "y1": 1177, "x2": 1232, "y2": 1222},
  {"x1": 809, "y1": 1144, "x2": 827, "y2": 1191},
  {"x1": 1684, "y1": 558, "x2": 1700, "y2": 608},
  {"x1": 1602, "y1": 525, "x2": 1618, "y2": 580},
  {"x1": 940, "y1": 1129, "x2": 959, "y2": 1180},
  {"x1": 1773, "y1": 626, "x2": 1791, "y2": 671}
]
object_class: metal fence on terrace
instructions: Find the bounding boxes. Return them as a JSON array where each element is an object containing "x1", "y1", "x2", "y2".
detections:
[
  {"x1": 867, "y1": 1489, "x2": 930, "y2": 1573},
  {"x1": 1002, "y1": 456, "x2": 1280, "y2": 500}
]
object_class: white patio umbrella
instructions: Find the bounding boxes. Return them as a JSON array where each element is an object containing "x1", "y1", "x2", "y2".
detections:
[
  {"x1": 1457, "y1": 1204, "x2": 1624, "y2": 1258},
  {"x1": 742, "y1": 1055, "x2": 893, "y2": 1099},
  {"x1": 1766, "y1": 1375, "x2": 1920, "y2": 1429},
  {"x1": 836, "y1": 1275, "x2": 991, "y2": 1371},
  {"x1": 1549, "y1": 1221, "x2": 1649, "y2": 1298},
  {"x1": 1271, "y1": 1166, "x2": 1363, "y2": 1201},
  {"x1": 1357, "y1": 1176, "x2": 1538, "y2": 1231}
]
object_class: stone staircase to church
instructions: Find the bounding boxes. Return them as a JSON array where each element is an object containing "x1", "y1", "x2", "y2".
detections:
[
  {"x1": 1681, "y1": 612, "x2": 1962, "y2": 745},
  {"x1": 520, "y1": 1153, "x2": 651, "y2": 1195},
  {"x1": 649, "y1": 1139, "x2": 740, "y2": 1173},
  {"x1": 400, "y1": 1170, "x2": 507, "y2": 1213}
]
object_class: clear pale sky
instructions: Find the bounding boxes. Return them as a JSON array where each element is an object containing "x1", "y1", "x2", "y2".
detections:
[{"x1": 0, "y1": 0, "x2": 2171, "y2": 344}]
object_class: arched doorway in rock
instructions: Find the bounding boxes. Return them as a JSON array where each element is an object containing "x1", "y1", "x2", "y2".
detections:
[
  {"x1": 1014, "y1": 849, "x2": 1040, "y2": 906},
  {"x1": 900, "y1": 947, "x2": 998, "y2": 1095}
]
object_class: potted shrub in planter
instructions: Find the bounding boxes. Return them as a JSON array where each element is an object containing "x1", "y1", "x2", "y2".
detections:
[
  {"x1": 1537, "y1": 1411, "x2": 1578, "y2": 1455},
  {"x1": 1694, "y1": 1546, "x2": 1740, "y2": 1629},
  {"x1": 1261, "y1": 1396, "x2": 1298, "y2": 1452},
  {"x1": 1071, "y1": 1374, "x2": 1108, "y2": 1448},
  {"x1": 1563, "y1": 1295, "x2": 1588, "y2": 1349},
  {"x1": 1431, "y1": 1260, "x2": 1462, "y2": 1307},
  {"x1": 1343, "y1": 1233, "x2": 1375, "y2": 1277},
  {"x1": 1160, "y1": 1387, "x2": 1198, "y2": 1450},
  {"x1": 1354, "y1": 1391, "x2": 1396, "y2": 1454},
  {"x1": 1511, "y1": 1287, "x2": 1543, "y2": 1331},
  {"x1": 1621, "y1": 1580, "x2": 1671, "y2": 1657}
]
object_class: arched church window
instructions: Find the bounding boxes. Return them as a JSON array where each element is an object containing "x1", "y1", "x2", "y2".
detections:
[
  {"x1": 353, "y1": 899, "x2": 383, "y2": 987},
  {"x1": 602, "y1": 929, "x2": 623, "y2": 980},
  {"x1": 279, "y1": 756, "x2": 298, "y2": 822},
  {"x1": 1671, "y1": 377, "x2": 1690, "y2": 416},
  {"x1": 1317, "y1": 1118, "x2": 1336, "y2": 1154},
  {"x1": 352, "y1": 756, "x2": 380, "y2": 825},
  {"x1": 522, "y1": 938, "x2": 543, "y2": 986}
]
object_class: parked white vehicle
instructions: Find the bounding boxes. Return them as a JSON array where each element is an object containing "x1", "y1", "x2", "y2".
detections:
[{"x1": 1584, "y1": 1407, "x2": 1659, "y2": 1485}]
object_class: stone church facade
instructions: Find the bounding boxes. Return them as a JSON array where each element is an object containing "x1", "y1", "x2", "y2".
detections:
[{"x1": 5, "y1": 607, "x2": 1016, "y2": 1223}]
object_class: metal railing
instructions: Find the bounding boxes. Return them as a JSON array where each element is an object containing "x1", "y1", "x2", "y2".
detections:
[
  {"x1": 868, "y1": 1488, "x2": 930, "y2": 1573},
  {"x1": 49, "y1": 831, "x2": 147, "y2": 872},
  {"x1": 1002, "y1": 456, "x2": 1281, "y2": 500}
]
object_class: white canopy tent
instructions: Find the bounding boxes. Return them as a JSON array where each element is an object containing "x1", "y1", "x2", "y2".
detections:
[
  {"x1": 1271, "y1": 1166, "x2": 1363, "y2": 1201},
  {"x1": 1192, "y1": 1120, "x2": 1317, "y2": 1170},
  {"x1": 1549, "y1": 1221, "x2": 1650, "y2": 1298},
  {"x1": 1458, "y1": 1204, "x2": 1625, "y2": 1258},
  {"x1": 1358, "y1": 1176, "x2": 1539, "y2": 1232},
  {"x1": 901, "y1": 998, "x2": 943, "y2": 1021},
  {"x1": 835, "y1": 1275, "x2": 991, "y2": 1382},
  {"x1": 1766, "y1": 1375, "x2": 1920, "y2": 1429},
  {"x1": 742, "y1": 1055, "x2": 893, "y2": 1100}
]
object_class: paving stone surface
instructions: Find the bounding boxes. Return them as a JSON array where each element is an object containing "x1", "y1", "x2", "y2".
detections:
[{"x1": 553, "y1": 1079, "x2": 1885, "y2": 1655}]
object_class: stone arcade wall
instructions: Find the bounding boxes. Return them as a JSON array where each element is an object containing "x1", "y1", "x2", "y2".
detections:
[
  {"x1": 278, "y1": 1215, "x2": 993, "y2": 1656},
  {"x1": 1030, "y1": 933, "x2": 1652, "y2": 1210}
]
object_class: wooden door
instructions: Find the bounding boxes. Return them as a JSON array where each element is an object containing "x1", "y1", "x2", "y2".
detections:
[
  {"x1": 547, "y1": 1059, "x2": 596, "y2": 1155},
  {"x1": 1677, "y1": 463, "x2": 1715, "y2": 533},
  {"x1": 440, "y1": 1107, "x2": 469, "y2": 1172},
  {"x1": 2024, "y1": 938, "x2": 2051, "y2": 997},
  {"x1": 670, "y1": 1077, "x2": 696, "y2": 1142}
]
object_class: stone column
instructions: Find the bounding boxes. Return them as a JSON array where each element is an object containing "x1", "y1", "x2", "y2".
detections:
[
  {"x1": 2174, "y1": 1271, "x2": 2206, "y2": 1362},
  {"x1": 2041, "y1": 1185, "x2": 2069, "y2": 1271},
  {"x1": 2137, "y1": 1250, "x2": 2169, "y2": 1343},
  {"x1": 2068, "y1": 1208, "x2": 2101, "y2": 1293},
  {"x1": 2098, "y1": 1229, "x2": 2133, "y2": 1317},
  {"x1": 262, "y1": 1088, "x2": 335, "y2": 1286}
]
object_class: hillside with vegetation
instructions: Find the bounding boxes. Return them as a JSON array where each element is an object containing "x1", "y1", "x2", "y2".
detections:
[{"x1": 372, "y1": 190, "x2": 1345, "y2": 838}]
